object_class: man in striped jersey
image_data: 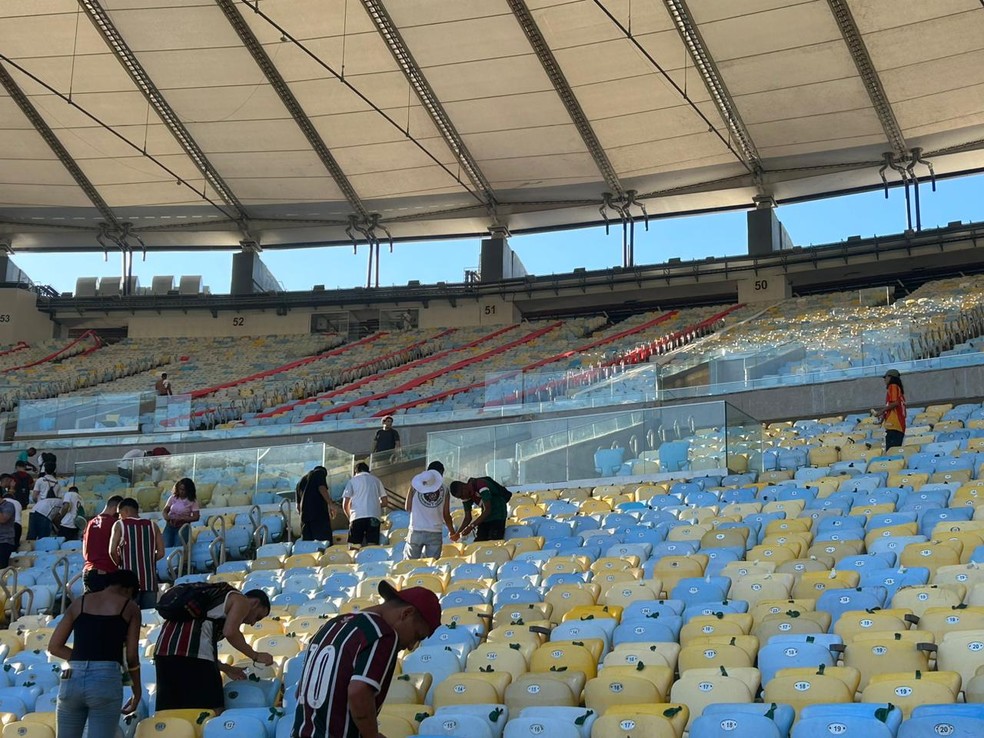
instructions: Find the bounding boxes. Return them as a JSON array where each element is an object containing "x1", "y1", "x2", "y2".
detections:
[
  {"x1": 155, "y1": 585, "x2": 273, "y2": 713},
  {"x1": 291, "y1": 582, "x2": 441, "y2": 738},
  {"x1": 108, "y1": 497, "x2": 165, "y2": 608}
]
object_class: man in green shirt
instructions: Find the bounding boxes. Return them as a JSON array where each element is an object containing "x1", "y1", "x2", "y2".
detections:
[{"x1": 449, "y1": 476, "x2": 511, "y2": 541}]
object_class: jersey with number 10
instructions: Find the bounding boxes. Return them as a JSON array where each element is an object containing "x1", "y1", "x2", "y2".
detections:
[{"x1": 291, "y1": 611, "x2": 399, "y2": 738}]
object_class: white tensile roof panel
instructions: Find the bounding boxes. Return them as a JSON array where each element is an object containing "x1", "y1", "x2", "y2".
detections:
[{"x1": 0, "y1": 0, "x2": 982, "y2": 250}]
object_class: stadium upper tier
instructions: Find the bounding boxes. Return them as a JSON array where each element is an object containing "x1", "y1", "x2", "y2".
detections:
[{"x1": 5, "y1": 275, "x2": 984, "y2": 440}]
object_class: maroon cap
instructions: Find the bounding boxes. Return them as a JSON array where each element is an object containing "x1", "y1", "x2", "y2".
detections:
[{"x1": 378, "y1": 581, "x2": 442, "y2": 635}]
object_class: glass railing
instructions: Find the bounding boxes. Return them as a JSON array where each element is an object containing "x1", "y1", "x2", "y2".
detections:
[
  {"x1": 7, "y1": 344, "x2": 984, "y2": 453},
  {"x1": 427, "y1": 401, "x2": 761, "y2": 485},
  {"x1": 16, "y1": 392, "x2": 192, "y2": 437},
  {"x1": 72, "y1": 441, "x2": 352, "y2": 511}
]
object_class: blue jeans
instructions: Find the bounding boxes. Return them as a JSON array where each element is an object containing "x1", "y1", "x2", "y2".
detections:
[
  {"x1": 163, "y1": 523, "x2": 189, "y2": 549},
  {"x1": 57, "y1": 661, "x2": 123, "y2": 738}
]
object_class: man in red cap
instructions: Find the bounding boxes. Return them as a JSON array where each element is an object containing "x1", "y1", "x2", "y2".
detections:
[{"x1": 291, "y1": 582, "x2": 441, "y2": 738}]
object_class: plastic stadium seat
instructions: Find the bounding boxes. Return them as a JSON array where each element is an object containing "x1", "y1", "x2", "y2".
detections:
[
  {"x1": 691, "y1": 713, "x2": 782, "y2": 738},
  {"x1": 419, "y1": 714, "x2": 494, "y2": 738},
  {"x1": 517, "y1": 707, "x2": 597, "y2": 738},
  {"x1": 386, "y1": 673, "x2": 433, "y2": 705},
  {"x1": 590, "y1": 712, "x2": 678, "y2": 738},
  {"x1": 757, "y1": 639, "x2": 836, "y2": 686},
  {"x1": 841, "y1": 636, "x2": 933, "y2": 690},
  {"x1": 433, "y1": 673, "x2": 511, "y2": 708},
  {"x1": 902, "y1": 706, "x2": 984, "y2": 738},
  {"x1": 135, "y1": 717, "x2": 197, "y2": 738},
  {"x1": 202, "y1": 715, "x2": 269, "y2": 738},
  {"x1": 763, "y1": 668, "x2": 854, "y2": 717},
  {"x1": 2, "y1": 724, "x2": 54, "y2": 738},
  {"x1": 669, "y1": 669, "x2": 754, "y2": 730},
  {"x1": 505, "y1": 717, "x2": 581, "y2": 738},
  {"x1": 702, "y1": 704, "x2": 795, "y2": 738},
  {"x1": 504, "y1": 674, "x2": 579, "y2": 713},
  {"x1": 861, "y1": 670, "x2": 961, "y2": 718}
]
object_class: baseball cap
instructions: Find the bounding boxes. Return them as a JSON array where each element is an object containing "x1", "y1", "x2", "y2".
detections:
[
  {"x1": 412, "y1": 469, "x2": 444, "y2": 495},
  {"x1": 883, "y1": 369, "x2": 901, "y2": 379},
  {"x1": 378, "y1": 581, "x2": 442, "y2": 635}
]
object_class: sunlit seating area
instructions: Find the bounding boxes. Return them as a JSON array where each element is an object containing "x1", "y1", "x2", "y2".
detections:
[{"x1": 5, "y1": 394, "x2": 984, "y2": 737}]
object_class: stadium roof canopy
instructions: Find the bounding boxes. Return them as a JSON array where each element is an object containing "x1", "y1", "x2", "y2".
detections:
[{"x1": 1, "y1": 0, "x2": 984, "y2": 253}]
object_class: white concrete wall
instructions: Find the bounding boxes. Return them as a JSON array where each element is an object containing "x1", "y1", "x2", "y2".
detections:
[
  {"x1": 0, "y1": 288, "x2": 54, "y2": 343},
  {"x1": 418, "y1": 297, "x2": 520, "y2": 329},
  {"x1": 127, "y1": 310, "x2": 312, "y2": 338}
]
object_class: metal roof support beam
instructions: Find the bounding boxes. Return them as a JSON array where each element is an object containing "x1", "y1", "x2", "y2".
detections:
[
  {"x1": 662, "y1": 0, "x2": 762, "y2": 174},
  {"x1": 0, "y1": 61, "x2": 121, "y2": 231},
  {"x1": 360, "y1": 0, "x2": 498, "y2": 213},
  {"x1": 79, "y1": 0, "x2": 249, "y2": 223},
  {"x1": 505, "y1": 0, "x2": 624, "y2": 198},
  {"x1": 826, "y1": 0, "x2": 908, "y2": 158},
  {"x1": 216, "y1": 0, "x2": 370, "y2": 221}
]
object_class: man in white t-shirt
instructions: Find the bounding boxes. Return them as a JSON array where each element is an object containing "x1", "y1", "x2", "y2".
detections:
[
  {"x1": 56, "y1": 485, "x2": 84, "y2": 541},
  {"x1": 405, "y1": 462, "x2": 455, "y2": 560},
  {"x1": 342, "y1": 462, "x2": 387, "y2": 547}
]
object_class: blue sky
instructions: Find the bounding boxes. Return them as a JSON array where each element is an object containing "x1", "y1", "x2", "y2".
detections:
[{"x1": 14, "y1": 172, "x2": 984, "y2": 295}]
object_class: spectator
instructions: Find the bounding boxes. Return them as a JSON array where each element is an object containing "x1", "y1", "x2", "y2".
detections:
[
  {"x1": 155, "y1": 585, "x2": 273, "y2": 713},
  {"x1": 28, "y1": 491, "x2": 69, "y2": 541},
  {"x1": 291, "y1": 582, "x2": 441, "y2": 738},
  {"x1": 161, "y1": 478, "x2": 200, "y2": 548},
  {"x1": 296, "y1": 466, "x2": 338, "y2": 542},
  {"x1": 873, "y1": 368, "x2": 907, "y2": 451},
  {"x1": 48, "y1": 569, "x2": 142, "y2": 738},
  {"x1": 155, "y1": 372, "x2": 172, "y2": 397},
  {"x1": 10, "y1": 461, "x2": 34, "y2": 507},
  {"x1": 404, "y1": 462, "x2": 455, "y2": 560},
  {"x1": 57, "y1": 485, "x2": 85, "y2": 541},
  {"x1": 343, "y1": 462, "x2": 387, "y2": 547},
  {"x1": 31, "y1": 461, "x2": 60, "y2": 504},
  {"x1": 16, "y1": 447, "x2": 37, "y2": 473},
  {"x1": 108, "y1": 498, "x2": 164, "y2": 608},
  {"x1": 449, "y1": 476, "x2": 512, "y2": 542},
  {"x1": 0, "y1": 489, "x2": 16, "y2": 567},
  {"x1": 82, "y1": 495, "x2": 123, "y2": 592},
  {"x1": 118, "y1": 448, "x2": 146, "y2": 483},
  {"x1": 371, "y1": 416, "x2": 401, "y2": 456},
  {"x1": 0, "y1": 475, "x2": 22, "y2": 550}
]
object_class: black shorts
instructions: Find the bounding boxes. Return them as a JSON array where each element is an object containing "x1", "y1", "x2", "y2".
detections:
[
  {"x1": 885, "y1": 429, "x2": 905, "y2": 451},
  {"x1": 348, "y1": 517, "x2": 381, "y2": 546},
  {"x1": 476, "y1": 520, "x2": 506, "y2": 542},
  {"x1": 83, "y1": 570, "x2": 111, "y2": 593},
  {"x1": 154, "y1": 656, "x2": 224, "y2": 712}
]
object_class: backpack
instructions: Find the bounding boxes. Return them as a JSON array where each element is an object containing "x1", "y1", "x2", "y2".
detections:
[
  {"x1": 156, "y1": 582, "x2": 235, "y2": 621},
  {"x1": 478, "y1": 476, "x2": 513, "y2": 503}
]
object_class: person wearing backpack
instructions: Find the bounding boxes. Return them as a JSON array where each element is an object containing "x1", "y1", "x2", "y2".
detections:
[
  {"x1": 449, "y1": 476, "x2": 512, "y2": 541},
  {"x1": 154, "y1": 583, "x2": 274, "y2": 713},
  {"x1": 31, "y1": 462, "x2": 60, "y2": 504}
]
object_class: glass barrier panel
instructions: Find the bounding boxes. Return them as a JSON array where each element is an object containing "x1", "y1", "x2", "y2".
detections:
[
  {"x1": 428, "y1": 401, "x2": 755, "y2": 486},
  {"x1": 73, "y1": 441, "x2": 348, "y2": 512}
]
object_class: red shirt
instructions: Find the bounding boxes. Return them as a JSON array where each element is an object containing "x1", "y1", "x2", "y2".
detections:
[{"x1": 82, "y1": 513, "x2": 119, "y2": 573}]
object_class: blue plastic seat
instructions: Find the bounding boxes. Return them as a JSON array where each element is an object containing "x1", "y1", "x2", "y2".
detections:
[
  {"x1": 795, "y1": 704, "x2": 902, "y2": 738},
  {"x1": 757, "y1": 639, "x2": 835, "y2": 685},
  {"x1": 692, "y1": 712, "x2": 783, "y2": 738},
  {"x1": 702, "y1": 703, "x2": 794, "y2": 738}
]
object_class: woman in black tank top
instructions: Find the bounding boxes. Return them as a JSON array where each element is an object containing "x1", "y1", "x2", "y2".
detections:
[{"x1": 48, "y1": 569, "x2": 143, "y2": 738}]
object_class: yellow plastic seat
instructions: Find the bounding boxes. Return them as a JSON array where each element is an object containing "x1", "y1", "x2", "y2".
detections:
[
  {"x1": 679, "y1": 613, "x2": 753, "y2": 645},
  {"x1": 834, "y1": 608, "x2": 915, "y2": 640},
  {"x1": 562, "y1": 604, "x2": 622, "y2": 623},
  {"x1": 465, "y1": 642, "x2": 529, "y2": 679},
  {"x1": 584, "y1": 673, "x2": 662, "y2": 714},
  {"x1": 530, "y1": 640, "x2": 601, "y2": 680},
  {"x1": 841, "y1": 635, "x2": 934, "y2": 689},
  {"x1": 504, "y1": 673, "x2": 580, "y2": 712},
  {"x1": 677, "y1": 641, "x2": 755, "y2": 673},
  {"x1": 375, "y1": 714, "x2": 416, "y2": 738},
  {"x1": 917, "y1": 605, "x2": 984, "y2": 641},
  {"x1": 432, "y1": 671, "x2": 511, "y2": 707},
  {"x1": 763, "y1": 668, "x2": 854, "y2": 718},
  {"x1": 669, "y1": 668, "x2": 754, "y2": 730},
  {"x1": 2, "y1": 724, "x2": 54, "y2": 738},
  {"x1": 862, "y1": 670, "x2": 961, "y2": 718},
  {"x1": 891, "y1": 584, "x2": 965, "y2": 616},
  {"x1": 601, "y1": 580, "x2": 661, "y2": 609}
]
